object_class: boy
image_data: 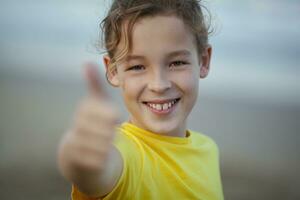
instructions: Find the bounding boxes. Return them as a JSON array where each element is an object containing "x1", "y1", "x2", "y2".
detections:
[{"x1": 57, "y1": 0, "x2": 224, "y2": 199}]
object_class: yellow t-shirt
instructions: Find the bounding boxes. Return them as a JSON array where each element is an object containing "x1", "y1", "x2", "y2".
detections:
[{"x1": 72, "y1": 122, "x2": 224, "y2": 200}]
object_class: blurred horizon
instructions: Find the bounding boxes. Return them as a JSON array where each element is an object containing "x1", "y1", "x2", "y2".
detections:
[{"x1": 1, "y1": 0, "x2": 299, "y2": 107}]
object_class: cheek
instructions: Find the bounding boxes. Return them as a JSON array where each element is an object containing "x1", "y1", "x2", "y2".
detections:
[
  {"x1": 184, "y1": 74, "x2": 199, "y2": 112},
  {"x1": 120, "y1": 76, "x2": 143, "y2": 101},
  {"x1": 175, "y1": 71, "x2": 199, "y2": 95},
  {"x1": 174, "y1": 71, "x2": 199, "y2": 113}
]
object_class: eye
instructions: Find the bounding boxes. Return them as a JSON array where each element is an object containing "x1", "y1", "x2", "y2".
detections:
[
  {"x1": 126, "y1": 65, "x2": 145, "y2": 71},
  {"x1": 170, "y1": 60, "x2": 188, "y2": 68}
]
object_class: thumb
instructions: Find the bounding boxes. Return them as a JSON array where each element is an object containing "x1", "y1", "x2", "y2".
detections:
[{"x1": 84, "y1": 63, "x2": 106, "y2": 98}]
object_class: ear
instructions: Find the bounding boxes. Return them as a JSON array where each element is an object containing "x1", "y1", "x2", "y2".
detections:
[
  {"x1": 103, "y1": 55, "x2": 120, "y2": 87},
  {"x1": 199, "y1": 45, "x2": 212, "y2": 79}
]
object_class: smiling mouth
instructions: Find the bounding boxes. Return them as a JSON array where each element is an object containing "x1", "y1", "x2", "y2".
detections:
[{"x1": 142, "y1": 98, "x2": 181, "y2": 112}]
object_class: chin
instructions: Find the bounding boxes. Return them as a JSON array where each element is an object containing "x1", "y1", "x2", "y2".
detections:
[{"x1": 145, "y1": 119, "x2": 180, "y2": 136}]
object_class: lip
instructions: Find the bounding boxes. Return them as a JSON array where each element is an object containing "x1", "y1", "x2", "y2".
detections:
[
  {"x1": 142, "y1": 98, "x2": 181, "y2": 115},
  {"x1": 142, "y1": 98, "x2": 180, "y2": 104}
]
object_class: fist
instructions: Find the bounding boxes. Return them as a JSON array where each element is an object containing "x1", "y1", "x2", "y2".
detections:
[{"x1": 58, "y1": 63, "x2": 120, "y2": 179}]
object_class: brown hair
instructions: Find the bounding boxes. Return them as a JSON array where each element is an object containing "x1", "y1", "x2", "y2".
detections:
[{"x1": 100, "y1": 0, "x2": 212, "y2": 71}]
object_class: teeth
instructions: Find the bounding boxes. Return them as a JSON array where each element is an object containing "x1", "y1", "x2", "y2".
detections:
[
  {"x1": 147, "y1": 99, "x2": 179, "y2": 111},
  {"x1": 156, "y1": 104, "x2": 162, "y2": 110},
  {"x1": 163, "y1": 103, "x2": 168, "y2": 110}
]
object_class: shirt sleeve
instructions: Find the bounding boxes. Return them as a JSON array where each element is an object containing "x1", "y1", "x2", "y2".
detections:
[
  {"x1": 71, "y1": 186, "x2": 102, "y2": 200},
  {"x1": 102, "y1": 128, "x2": 144, "y2": 200}
]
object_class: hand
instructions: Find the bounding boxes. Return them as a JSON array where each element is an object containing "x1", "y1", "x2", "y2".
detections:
[{"x1": 58, "y1": 63, "x2": 120, "y2": 185}]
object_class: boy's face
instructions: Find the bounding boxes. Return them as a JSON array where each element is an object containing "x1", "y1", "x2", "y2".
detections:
[{"x1": 104, "y1": 15, "x2": 211, "y2": 137}]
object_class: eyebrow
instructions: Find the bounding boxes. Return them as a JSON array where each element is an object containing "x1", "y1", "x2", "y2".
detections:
[
  {"x1": 124, "y1": 49, "x2": 191, "y2": 61},
  {"x1": 167, "y1": 49, "x2": 191, "y2": 58}
]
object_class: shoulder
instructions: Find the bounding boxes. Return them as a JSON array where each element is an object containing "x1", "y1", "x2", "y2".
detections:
[
  {"x1": 100, "y1": 125, "x2": 144, "y2": 199},
  {"x1": 113, "y1": 124, "x2": 145, "y2": 168},
  {"x1": 188, "y1": 130, "x2": 220, "y2": 154},
  {"x1": 113, "y1": 124, "x2": 143, "y2": 154}
]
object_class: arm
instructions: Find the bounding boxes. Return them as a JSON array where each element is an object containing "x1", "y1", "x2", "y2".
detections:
[
  {"x1": 57, "y1": 64, "x2": 123, "y2": 197},
  {"x1": 58, "y1": 135, "x2": 123, "y2": 197}
]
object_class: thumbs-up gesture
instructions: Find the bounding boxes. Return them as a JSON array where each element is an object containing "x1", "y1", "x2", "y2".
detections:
[{"x1": 57, "y1": 63, "x2": 122, "y2": 197}]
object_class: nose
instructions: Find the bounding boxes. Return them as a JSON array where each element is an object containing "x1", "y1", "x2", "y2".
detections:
[{"x1": 147, "y1": 69, "x2": 171, "y2": 93}]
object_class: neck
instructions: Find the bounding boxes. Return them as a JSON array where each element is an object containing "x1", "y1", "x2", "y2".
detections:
[{"x1": 127, "y1": 118, "x2": 187, "y2": 138}]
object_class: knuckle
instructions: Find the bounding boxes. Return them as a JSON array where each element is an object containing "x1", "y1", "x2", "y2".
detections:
[
  {"x1": 100, "y1": 104, "x2": 120, "y2": 122},
  {"x1": 109, "y1": 108, "x2": 120, "y2": 121},
  {"x1": 72, "y1": 148, "x2": 106, "y2": 171},
  {"x1": 73, "y1": 157, "x2": 100, "y2": 172},
  {"x1": 76, "y1": 97, "x2": 97, "y2": 116},
  {"x1": 63, "y1": 133, "x2": 112, "y2": 172},
  {"x1": 78, "y1": 98, "x2": 120, "y2": 123},
  {"x1": 77, "y1": 99, "x2": 90, "y2": 114}
]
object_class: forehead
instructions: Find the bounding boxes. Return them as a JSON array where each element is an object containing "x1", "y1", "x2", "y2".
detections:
[{"x1": 119, "y1": 14, "x2": 198, "y2": 60}]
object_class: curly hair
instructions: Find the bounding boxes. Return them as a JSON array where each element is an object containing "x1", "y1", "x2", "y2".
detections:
[{"x1": 100, "y1": 0, "x2": 212, "y2": 71}]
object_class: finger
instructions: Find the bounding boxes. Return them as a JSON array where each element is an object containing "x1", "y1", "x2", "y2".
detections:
[
  {"x1": 84, "y1": 63, "x2": 106, "y2": 98},
  {"x1": 75, "y1": 97, "x2": 119, "y2": 123},
  {"x1": 74, "y1": 119, "x2": 115, "y2": 141}
]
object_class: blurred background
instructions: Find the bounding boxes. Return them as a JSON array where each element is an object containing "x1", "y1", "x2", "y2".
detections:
[{"x1": 0, "y1": 0, "x2": 299, "y2": 199}]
